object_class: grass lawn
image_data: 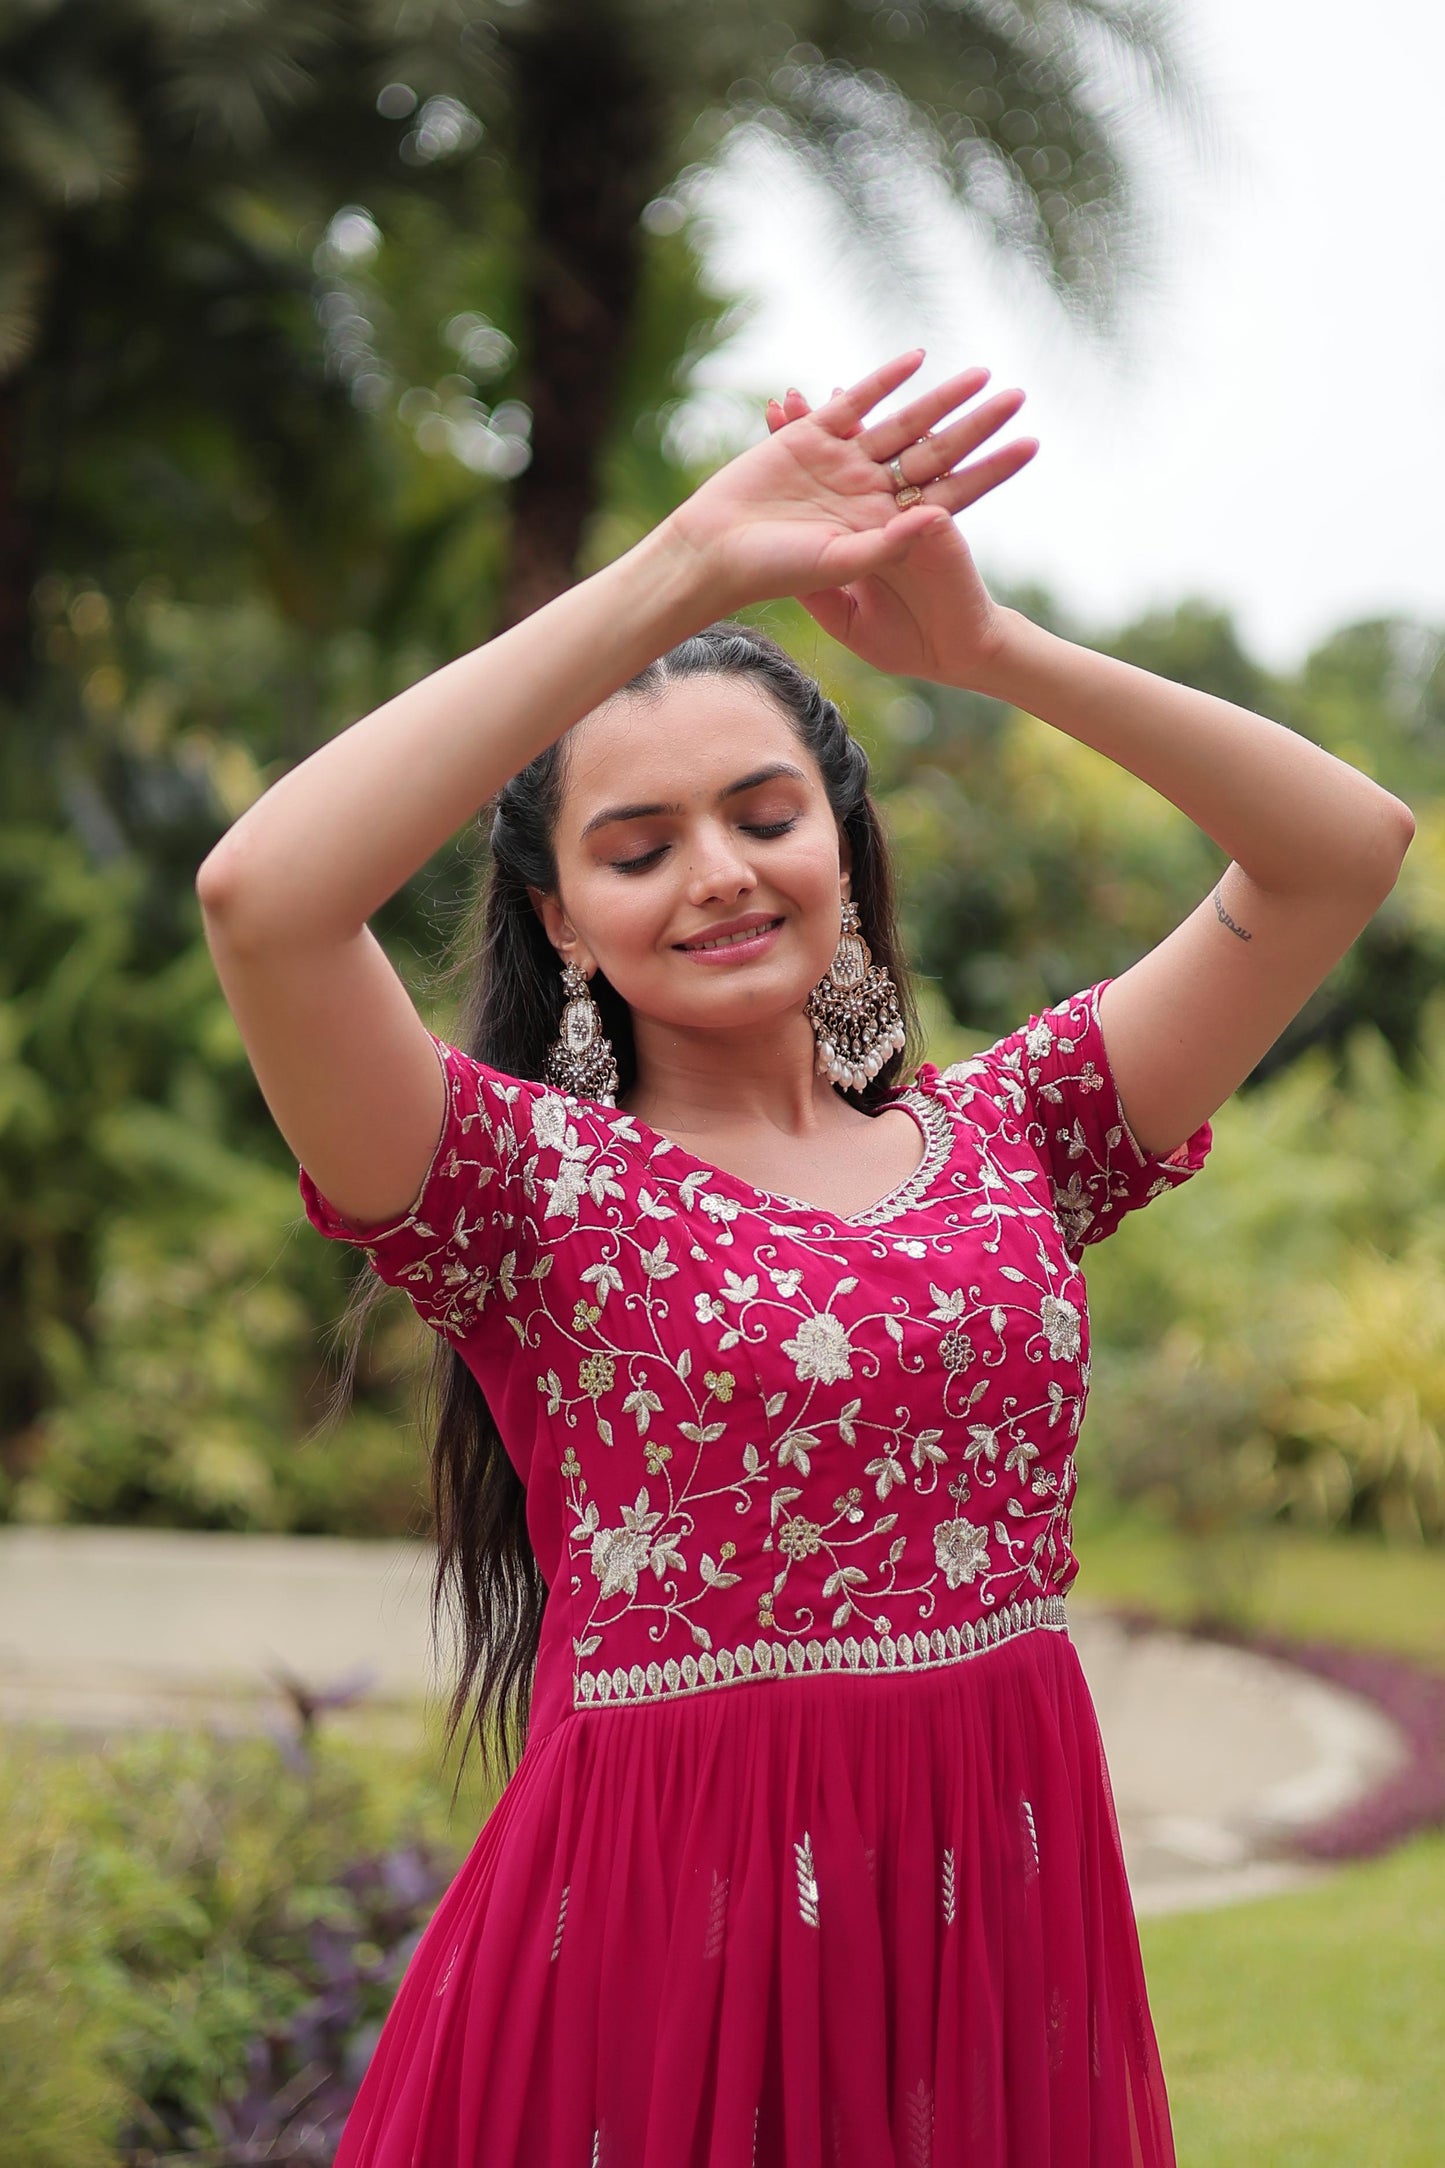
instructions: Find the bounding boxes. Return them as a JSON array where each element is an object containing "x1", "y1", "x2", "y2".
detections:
[
  {"x1": 1070, "y1": 1494, "x2": 1445, "y2": 2164},
  {"x1": 1142, "y1": 1832, "x2": 1445, "y2": 2167},
  {"x1": 1071, "y1": 1489, "x2": 1445, "y2": 1665}
]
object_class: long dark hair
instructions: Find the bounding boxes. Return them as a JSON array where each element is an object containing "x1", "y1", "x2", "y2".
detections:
[{"x1": 314, "y1": 620, "x2": 921, "y2": 1805}]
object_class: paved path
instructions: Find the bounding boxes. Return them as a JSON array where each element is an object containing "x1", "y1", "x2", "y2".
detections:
[{"x1": 0, "y1": 1526, "x2": 1408, "y2": 1917}]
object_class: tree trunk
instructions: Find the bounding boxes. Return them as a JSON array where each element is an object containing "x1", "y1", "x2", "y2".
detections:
[
  {"x1": 496, "y1": 8, "x2": 666, "y2": 630},
  {"x1": 0, "y1": 379, "x2": 36, "y2": 699}
]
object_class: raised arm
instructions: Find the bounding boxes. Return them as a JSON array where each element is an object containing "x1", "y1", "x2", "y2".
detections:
[
  {"x1": 764, "y1": 378, "x2": 1416, "y2": 1162},
  {"x1": 965, "y1": 615, "x2": 1415, "y2": 1159},
  {"x1": 194, "y1": 527, "x2": 721, "y2": 1228},
  {"x1": 195, "y1": 347, "x2": 963, "y2": 1227}
]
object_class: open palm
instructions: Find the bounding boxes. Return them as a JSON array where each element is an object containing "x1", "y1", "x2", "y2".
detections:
[
  {"x1": 762, "y1": 372, "x2": 1037, "y2": 684},
  {"x1": 665, "y1": 351, "x2": 1016, "y2": 615}
]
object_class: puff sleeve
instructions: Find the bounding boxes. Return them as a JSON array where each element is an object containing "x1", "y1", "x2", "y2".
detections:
[
  {"x1": 938, "y1": 975, "x2": 1213, "y2": 1258},
  {"x1": 296, "y1": 1031, "x2": 537, "y2": 1346}
]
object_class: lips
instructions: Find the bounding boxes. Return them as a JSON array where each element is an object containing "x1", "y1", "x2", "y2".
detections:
[{"x1": 675, "y1": 912, "x2": 783, "y2": 953}]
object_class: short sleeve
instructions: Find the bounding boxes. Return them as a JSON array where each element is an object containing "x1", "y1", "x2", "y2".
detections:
[
  {"x1": 296, "y1": 1032, "x2": 534, "y2": 1345},
  {"x1": 938, "y1": 976, "x2": 1212, "y2": 1257}
]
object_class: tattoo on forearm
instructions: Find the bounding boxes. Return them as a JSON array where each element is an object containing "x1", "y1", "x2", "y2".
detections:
[{"x1": 1213, "y1": 884, "x2": 1252, "y2": 941}]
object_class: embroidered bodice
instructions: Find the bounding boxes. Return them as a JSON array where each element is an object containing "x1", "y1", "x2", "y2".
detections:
[{"x1": 298, "y1": 977, "x2": 1211, "y2": 1742}]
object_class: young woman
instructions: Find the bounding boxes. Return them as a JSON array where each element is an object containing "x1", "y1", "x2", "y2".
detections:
[{"x1": 196, "y1": 348, "x2": 1413, "y2": 2167}]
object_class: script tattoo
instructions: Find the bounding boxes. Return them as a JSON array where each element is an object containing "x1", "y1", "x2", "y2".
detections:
[{"x1": 1212, "y1": 884, "x2": 1252, "y2": 941}]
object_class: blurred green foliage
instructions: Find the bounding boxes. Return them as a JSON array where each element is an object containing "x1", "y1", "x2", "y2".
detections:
[
  {"x1": 2, "y1": 0, "x2": 1443, "y2": 1560},
  {"x1": 0, "y1": 1717, "x2": 476, "y2": 2162}
]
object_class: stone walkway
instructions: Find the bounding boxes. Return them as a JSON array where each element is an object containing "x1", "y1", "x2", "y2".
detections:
[{"x1": 0, "y1": 1526, "x2": 1408, "y2": 1917}]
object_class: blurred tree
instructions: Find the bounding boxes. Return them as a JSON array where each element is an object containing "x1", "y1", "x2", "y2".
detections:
[
  {"x1": 867, "y1": 595, "x2": 1445, "y2": 1070},
  {"x1": 0, "y1": 0, "x2": 1195, "y2": 671},
  {"x1": 480, "y1": 0, "x2": 1197, "y2": 623}
]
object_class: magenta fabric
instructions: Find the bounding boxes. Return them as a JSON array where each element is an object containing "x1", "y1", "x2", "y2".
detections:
[{"x1": 297, "y1": 976, "x2": 1212, "y2": 2167}]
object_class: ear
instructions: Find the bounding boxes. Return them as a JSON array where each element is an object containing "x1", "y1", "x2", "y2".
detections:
[
  {"x1": 837, "y1": 825, "x2": 853, "y2": 899},
  {"x1": 527, "y1": 884, "x2": 591, "y2": 970}
]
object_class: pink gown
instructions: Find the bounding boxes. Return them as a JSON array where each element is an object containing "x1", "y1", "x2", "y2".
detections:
[{"x1": 297, "y1": 975, "x2": 1212, "y2": 2168}]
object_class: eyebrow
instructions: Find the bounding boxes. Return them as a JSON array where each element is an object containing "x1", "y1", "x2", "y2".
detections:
[{"x1": 578, "y1": 761, "x2": 809, "y2": 841}]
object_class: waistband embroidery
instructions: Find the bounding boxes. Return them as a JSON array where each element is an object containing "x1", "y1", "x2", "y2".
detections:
[{"x1": 573, "y1": 1593, "x2": 1068, "y2": 1709}]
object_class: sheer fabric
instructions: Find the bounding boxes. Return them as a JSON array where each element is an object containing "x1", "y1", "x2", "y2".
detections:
[{"x1": 297, "y1": 978, "x2": 1211, "y2": 2165}]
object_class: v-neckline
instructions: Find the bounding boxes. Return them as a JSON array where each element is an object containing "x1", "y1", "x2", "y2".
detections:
[{"x1": 615, "y1": 1074, "x2": 954, "y2": 1228}]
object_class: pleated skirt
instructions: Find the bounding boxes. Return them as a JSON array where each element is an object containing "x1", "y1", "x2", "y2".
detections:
[{"x1": 334, "y1": 1625, "x2": 1175, "y2": 2167}]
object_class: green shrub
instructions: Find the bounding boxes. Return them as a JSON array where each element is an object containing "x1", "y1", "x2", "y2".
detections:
[
  {"x1": 1085, "y1": 990, "x2": 1445, "y2": 1547},
  {"x1": 0, "y1": 1745, "x2": 130, "y2": 2167},
  {"x1": 0, "y1": 1718, "x2": 481, "y2": 2159}
]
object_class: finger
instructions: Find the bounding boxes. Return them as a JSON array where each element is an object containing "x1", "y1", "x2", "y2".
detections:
[
  {"x1": 856, "y1": 365, "x2": 993, "y2": 462},
  {"x1": 925, "y1": 434, "x2": 1040, "y2": 513},
  {"x1": 818, "y1": 348, "x2": 928, "y2": 433},
  {"x1": 795, "y1": 583, "x2": 857, "y2": 647},
  {"x1": 829, "y1": 387, "x2": 864, "y2": 440},
  {"x1": 815, "y1": 503, "x2": 949, "y2": 584},
  {"x1": 913, "y1": 388, "x2": 1028, "y2": 480}
]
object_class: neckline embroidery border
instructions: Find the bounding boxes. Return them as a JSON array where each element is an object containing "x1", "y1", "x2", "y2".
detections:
[{"x1": 616, "y1": 1080, "x2": 957, "y2": 1230}]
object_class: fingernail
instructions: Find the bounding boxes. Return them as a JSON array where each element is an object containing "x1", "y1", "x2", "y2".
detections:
[{"x1": 786, "y1": 387, "x2": 801, "y2": 399}]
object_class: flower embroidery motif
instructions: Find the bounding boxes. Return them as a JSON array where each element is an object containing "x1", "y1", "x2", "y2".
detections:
[
  {"x1": 935, "y1": 1515, "x2": 990, "y2": 1588},
  {"x1": 296, "y1": 989, "x2": 1211, "y2": 1711},
  {"x1": 1040, "y1": 1295, "x2": 1081, "y2": 1362},
  {"x1": 781, "y1": 1312, "x2": 855, "y2": 1385},
  {"x1": 578, "y1": 1352, "x2": 615, "y2": 1399},
  {"x1": 586, "y1": 1487, "x2": 665, "y2": 1600}
]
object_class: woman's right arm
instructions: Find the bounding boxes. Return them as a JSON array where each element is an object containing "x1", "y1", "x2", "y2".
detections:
[
  {"x1": 196, "y1": 348, "x2": 959, "y2": 1228},
  {"x1": 195, "y1": 524, "x2": 727, "y2": 1230}
]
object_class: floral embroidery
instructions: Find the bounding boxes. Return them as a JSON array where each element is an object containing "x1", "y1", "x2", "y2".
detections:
[
  {"x1": 781, "y1": 1311, "x2": 855, "y2": 1384},
  {"x1": 295, "y1": 983, "x2": 1212, "y2": 1714},
  {"x1": 935, "y1": 1514, "x2": 990, "y2": 1588}
]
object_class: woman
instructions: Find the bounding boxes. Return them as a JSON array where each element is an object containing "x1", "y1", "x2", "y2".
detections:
[{"x1": 196, "y1": 348, "x2": 1413, "y2": 2166}]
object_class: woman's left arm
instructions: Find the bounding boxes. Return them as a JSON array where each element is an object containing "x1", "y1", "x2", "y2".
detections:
[
  {"x1": 967, "y1": 611, "x2": 1416, "y2": 1158},
  {"x1": 764, "y1": 374, "x2": 1416, "y2": 1159}
]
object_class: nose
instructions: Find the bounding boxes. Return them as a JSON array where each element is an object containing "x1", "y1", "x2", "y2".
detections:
[{"x1": 681, "y1": 816, "x2": 759, "y2": 907}]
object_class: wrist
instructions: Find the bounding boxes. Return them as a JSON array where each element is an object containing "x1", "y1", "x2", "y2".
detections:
[
  {"x1": 628, "y1": 513, "x2": 744, "y2": 631},
  {"x1": 959, "y1": 606, "x2": 1060, "y2": 702}
]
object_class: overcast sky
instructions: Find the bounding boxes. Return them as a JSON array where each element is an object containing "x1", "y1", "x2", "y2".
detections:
[{"x1": 685, "y1": 0, "x2": 1444, "y2": 671}]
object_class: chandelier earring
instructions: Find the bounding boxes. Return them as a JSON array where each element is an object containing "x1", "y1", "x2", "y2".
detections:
[
  {"x1": 805, "y1": 898, "x2": 906, "y2": 1094},
  {"x1": 543, "y1": 957, "x2": 619, "y2": 1105}
]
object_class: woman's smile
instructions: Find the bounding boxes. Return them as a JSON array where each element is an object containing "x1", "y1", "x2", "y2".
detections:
[{"x1": 673, "y1": 910, "x2": 785, "y2": 963}]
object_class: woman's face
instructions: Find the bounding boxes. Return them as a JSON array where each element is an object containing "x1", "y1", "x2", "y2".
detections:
[{"x1": 535, "y1": 674, "x2": 848, "y2": 1048}]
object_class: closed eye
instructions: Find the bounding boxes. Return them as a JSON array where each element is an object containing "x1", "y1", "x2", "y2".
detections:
[{"x1": 610, "y1": 816, "x2": 798, "y2": 875}]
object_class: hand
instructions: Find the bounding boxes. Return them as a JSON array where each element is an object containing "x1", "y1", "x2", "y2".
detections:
[
  {"x1": 761, "y1": 369, "x2": 1037, "y2": 687},
  {"x1": 659, "y1": 350, "x2": 999, "y2": 616}
]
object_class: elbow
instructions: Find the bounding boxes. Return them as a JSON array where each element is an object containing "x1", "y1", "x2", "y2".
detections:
[
  {"x1": 1374, "y1": 791, "x2": 1417, "y2": 888},
  {"x1": 195, "y1": 846, "x2": 246, "y2": 920},
  {"x1": 1341, "y1": 789, "x2": 1416, "y2": 901}
]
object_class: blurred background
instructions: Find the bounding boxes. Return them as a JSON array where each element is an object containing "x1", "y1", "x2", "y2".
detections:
[{"x1": 1, "y1": 1, "x2": 1441, "y2": 2162}]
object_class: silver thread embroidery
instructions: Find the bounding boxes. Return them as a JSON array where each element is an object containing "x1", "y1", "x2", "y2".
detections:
[
  {"x1": 1020, "y1": 1796, "x2": 1040, "y2": 1882},
  {"x1": 904, "y1": 2075, "x2": 934, "y2": 2168},
  {"x1": 551, "y1": 1882, "x2": 570, "y2": 1962},
  {"x1": 574, "y1": 1594, "x2": 1068, "y2": 1710},
  {"x1": 704, "y1": 1868, "x2": 729, "y2": 1960},
  {"x1": 795, "y1": 1830, "x2": 820, "y2": 1927},
  {"x1": 1048, "y1": 1983, "x2": 1068, "y2": 2074},
  {"x1": 941, "y1": 1844, "x2": 957, "y2": 1926}
]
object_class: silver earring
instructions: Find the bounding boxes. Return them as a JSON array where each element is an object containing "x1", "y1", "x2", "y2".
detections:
[
  {"x1": 543, "y1": 959, "x2": 619, "y2": 1104},
  {"x1": 805, "y1": 899, "x2": 906, "y2": 1093}
]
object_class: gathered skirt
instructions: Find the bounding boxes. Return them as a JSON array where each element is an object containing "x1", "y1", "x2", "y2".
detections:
[{"x1": 335, "y1": 1625, "x2": 1175, "y2": 2167}]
